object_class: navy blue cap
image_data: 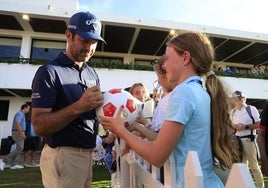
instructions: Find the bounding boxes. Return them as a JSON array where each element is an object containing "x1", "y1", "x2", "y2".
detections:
[
  {"x1": 232, "y1": 90, "x2": 246, "y2": 100},
  {"x1": 68, "y1": 12, "x2": 106, "y2": 43}
]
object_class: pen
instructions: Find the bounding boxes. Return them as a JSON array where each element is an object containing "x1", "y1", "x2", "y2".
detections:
[{"x1": 77, "y1": 82, "x2": 88, "y2": 89}]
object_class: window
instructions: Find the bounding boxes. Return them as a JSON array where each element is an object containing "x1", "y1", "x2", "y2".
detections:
[
  {"x1": 0, "y1": 37, "x2": 21, "y2": 58},
  {"x1": 31, "y1": 40, "x2": 66, "y2": 60},
  {"x1": 0, "y1": 100, "x2": 10, "y2": 120}
]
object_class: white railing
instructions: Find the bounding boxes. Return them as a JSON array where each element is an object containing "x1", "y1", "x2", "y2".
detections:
[{"x1": 119, "y1": 150, "x2": 256, "y2": 188}]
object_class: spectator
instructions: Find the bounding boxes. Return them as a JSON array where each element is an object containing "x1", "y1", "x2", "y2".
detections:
[
  {"x1": 101, "y1": 133, "x2": 120, "y2": 188},
  {"x1": 91, "y1": 135, "x2": 105, "y2": 164},
  {"x1": 263, "y1": 65, "x2": 268, "y2": 75},
  {"x1": 23, "y1": 122, "x2": 40, "y2": 167},
  {"x1": 152, "y1": 80, "x2": 163, "y2": 104},
  {"x1": 217, "y1": 67, "x2": 223, "y2": 72},
  {"x1": 0, "y1": 104, "x2": 30, "y2": 170},
  {"x1": 257, "y1": 102, "x2": 268, "y2": 176},
  {"x1": 99, "y1": 31, "x2": 240, "y2": 187},
  {"x1": 129, "y1": 82, "x2": 150, "y2": 103},
  {"x1": 133, "y1": 55, "x2": 176, "y2": 138},
  {"x1": 224, "y1": 66, "x2": 233, "y2": 74},
  {"x1": 110, "y1": 146, "x2": 119, "y2": 188},
  {"x1": 213, "y1": 64, "x2": 218, "y2": 71},
  {"x1": 230, "y1": 90, "x2": 264, "y2": 188},
  {"x1": 129, "y1": 83, "x2": 154, "y2": 128},
  {"x1": 252, "y1": 64, "x2": 262, "y2": 75},
  {"x1": 232, "y1": 67, "x2": 239, "y2": 73}
]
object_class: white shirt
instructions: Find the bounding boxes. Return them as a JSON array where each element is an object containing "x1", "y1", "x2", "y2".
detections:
[
  {"x1": 231, "y1": 104, "x2": 260, "y2": 137},
  {"x1": 151, "y1": 92, "x2": 171, "y2": 132}
]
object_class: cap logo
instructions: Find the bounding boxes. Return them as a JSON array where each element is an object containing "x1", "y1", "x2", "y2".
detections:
[
  {"x1": 85, "y1": 20, "x2": 93, "y2": 25},
  {"x1": 85, "y1": 19, "x2": 99, "y2": 31}
]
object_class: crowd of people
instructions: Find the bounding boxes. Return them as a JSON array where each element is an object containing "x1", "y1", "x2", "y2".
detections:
[
  {"x1": 251, "y1": 64, "x2": 268, "y2": 75},
  {"x1": 213, "y1": 63, "x2": 268, "y2": 76},
  {"x1": 0, "y1": 10, "x2": 267, "y2": 188}
]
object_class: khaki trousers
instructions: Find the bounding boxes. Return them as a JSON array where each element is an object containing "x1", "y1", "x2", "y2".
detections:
[
  {"x1": 40, "y1": 144, "x2": 93, "y2": 188},
  {"x1": 241, "y1": 139, "x2": 264, "y2": 188},
  {"x1": 3, "y1": 131, "x2": 24, "y2": 166}
]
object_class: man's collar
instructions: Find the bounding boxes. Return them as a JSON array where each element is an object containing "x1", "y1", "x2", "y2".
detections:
[{"x1": 57, "y1": 52, "x2": 87, "y2": 70}]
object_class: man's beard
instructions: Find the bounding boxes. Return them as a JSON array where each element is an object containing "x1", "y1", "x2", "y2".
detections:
[{"x1": 73, "y1": 50, "x2": 92, "y2": 62}]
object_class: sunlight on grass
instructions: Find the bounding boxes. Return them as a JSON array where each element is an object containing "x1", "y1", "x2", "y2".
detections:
[
  {"x1": 91, "y1": 180, "x2": 111, "y2": 187},
  {"x1": 265, "y1": 176, "x2": 268, "y2": 188},
  {"x1": 0, "y1": 182, "x2": 22, "y2": 186}
]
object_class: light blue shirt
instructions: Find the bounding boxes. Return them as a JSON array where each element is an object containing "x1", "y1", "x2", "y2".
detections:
[
  {"x1": 30, "y1": 124, "x2": 37, "y2": 137},
  {"x1": 12, "y1": 110, "x2": 26, "y2": 131},
  {"x1": 165, "y1": 76, "x2": 223, "y2": 188}
]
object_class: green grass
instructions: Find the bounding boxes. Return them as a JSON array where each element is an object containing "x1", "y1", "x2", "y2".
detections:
[
  {"x1": 1, "y1": 164, "x2": 268, "y2": 187},
  {"x1": 263, "y1": 177, "x2": 268, "y2": 188},
  {"x1": 0, "y1": 164, "x2": 111, "y2": 188}
]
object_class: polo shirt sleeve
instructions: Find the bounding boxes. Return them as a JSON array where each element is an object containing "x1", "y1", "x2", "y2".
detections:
[
  {"x1": 31, "y1": 65, "x2": 57, "y2": 108},
  {"x1": 261, "y1": 103, "x2": 268, "y2": 128}
]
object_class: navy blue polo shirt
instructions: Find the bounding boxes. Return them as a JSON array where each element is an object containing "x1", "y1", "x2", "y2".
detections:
[
  {"x1": 260, "y1": 103, "x2": 268, "y2": 154},
  {"x1": 261, "y1": 103, "x2": 268, "y2": 127},
  {"x1": 31, "y1": 52, "x2": 100, "y2": 149}
]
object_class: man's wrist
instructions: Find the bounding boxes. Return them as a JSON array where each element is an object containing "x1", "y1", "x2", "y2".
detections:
[{"x1": 19, "y1": 132, "x2": 25, "y2": 136}]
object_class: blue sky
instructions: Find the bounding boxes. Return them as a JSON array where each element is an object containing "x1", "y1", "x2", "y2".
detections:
[{"x1": 78, "y1": 0, "x2": 268, "y2": 34}]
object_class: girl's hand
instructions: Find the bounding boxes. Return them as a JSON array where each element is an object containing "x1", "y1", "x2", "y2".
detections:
[
  {"x1": 121, "y1": 144, "x2": 131, "y2": 156},
  {"x1": 136, "y1": 111, "x2": 147, "y2": 125},
  {"x1": 98, "y1": 105, "x2": 126, "y2": 133}
]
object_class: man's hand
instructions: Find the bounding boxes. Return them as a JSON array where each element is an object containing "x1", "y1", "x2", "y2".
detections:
[
  {"x1": 20, "y1": 132, "x2": 27, "y2": 140},
  {"x1": 77, "y1": 86, "x2": 103, "y2": 113},
  {"x1": 235, "y1": 124, "x2": 245, "y2": 131}
]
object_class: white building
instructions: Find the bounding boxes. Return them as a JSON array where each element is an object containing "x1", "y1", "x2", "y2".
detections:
[{"x1": 0, "y1": 0, "x2": 268, "y2": 143}]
